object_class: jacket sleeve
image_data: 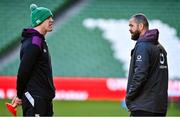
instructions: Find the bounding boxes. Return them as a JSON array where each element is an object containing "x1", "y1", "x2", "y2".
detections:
[
  {"x1": 126, "y1": 43, "x2": 150, "y2": 101},
  {"x1": 17, "y1": 44, "x2": 41, "y2": 99}
]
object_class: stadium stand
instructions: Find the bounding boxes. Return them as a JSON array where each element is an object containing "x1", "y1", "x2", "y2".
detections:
[
  {"x1": 0, "y1": 0, "x2": 180, "y2": 78},
  {"x1": 0, "y1": 0, "x2": 68, "y2": 54}
]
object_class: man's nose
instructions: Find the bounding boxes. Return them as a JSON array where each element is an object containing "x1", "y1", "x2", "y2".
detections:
[{"x1": 49, "y1": 17, "x2": 54, "y2": 22}]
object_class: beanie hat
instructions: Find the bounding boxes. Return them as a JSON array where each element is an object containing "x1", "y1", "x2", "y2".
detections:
[{"x1": 30, "y1": 4, "x2": 53, "y2": 27}]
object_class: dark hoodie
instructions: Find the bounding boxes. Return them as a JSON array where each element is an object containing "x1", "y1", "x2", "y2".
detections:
[
  {"x1": 17, "y1": 28, "x2": 55, "y2": 100},
  {"x1": 126, "y1": 29, "x2": 168, "y2": 114}
]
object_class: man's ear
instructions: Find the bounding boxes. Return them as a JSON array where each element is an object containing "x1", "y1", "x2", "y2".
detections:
[{"x1": 139, "y1": 23, "x2": 144, "y2": 31}]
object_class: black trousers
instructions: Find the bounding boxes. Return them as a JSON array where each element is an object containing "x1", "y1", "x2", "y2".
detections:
[
  {"x1": 22, "y1": 95, "x2": 53, "y2": 116},
  {"x1": 130, "y1": 110, "x2": 166, "y2": 117}
]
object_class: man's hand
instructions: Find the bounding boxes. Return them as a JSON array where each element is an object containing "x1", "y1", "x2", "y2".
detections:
[{"x1": 12, "y1": 97, "x2": 22, "y2": 107}]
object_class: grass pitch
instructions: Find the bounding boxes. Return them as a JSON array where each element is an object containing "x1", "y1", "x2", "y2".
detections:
[{"x1": 0, "y1": 99, "x2": 180, "y2": 116}]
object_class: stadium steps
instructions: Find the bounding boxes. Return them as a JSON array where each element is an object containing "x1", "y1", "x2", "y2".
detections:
[{"x1": 0, "y1": 0, "x2": 180, "y2": 78}]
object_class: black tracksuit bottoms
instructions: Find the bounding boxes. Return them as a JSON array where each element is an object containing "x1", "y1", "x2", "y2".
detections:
[
  {"x1": 130, "y1": 110, "x2": 166, "y2": 117},
  {"x1": 22, "y1": 95, "x2": 53, "y2": 116}
]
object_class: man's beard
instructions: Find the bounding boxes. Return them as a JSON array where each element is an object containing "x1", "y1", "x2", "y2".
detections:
[{"x1": 131, "y1": 30, "x2": 140, "y2": 41}]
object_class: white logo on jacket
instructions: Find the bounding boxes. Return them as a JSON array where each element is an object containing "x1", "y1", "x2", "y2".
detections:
[
  {"x1": 136, "y1": 55, "x2": 142, "y2": 62},
  {"x1": 159, "y1": 53, "x2": 167, "y2": 69},
  {"x1": 43, "y1": 49, "x2": 47, "y2": 53},
  {"x1": 160, "y1": 53, "x2": 165, "y2": 64}
]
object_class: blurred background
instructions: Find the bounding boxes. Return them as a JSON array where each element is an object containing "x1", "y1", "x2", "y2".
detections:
[{"x1": 0, "y1": 0, "x2": 180, "y2": 116}]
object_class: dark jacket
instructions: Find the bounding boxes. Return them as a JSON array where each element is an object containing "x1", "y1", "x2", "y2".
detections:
[
  {"x1": 126, "y1": 29, "x2": 168, "y2": 114},
  {"x1": 17, "y1": 28, "x2": 55, "y2": 100}
]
